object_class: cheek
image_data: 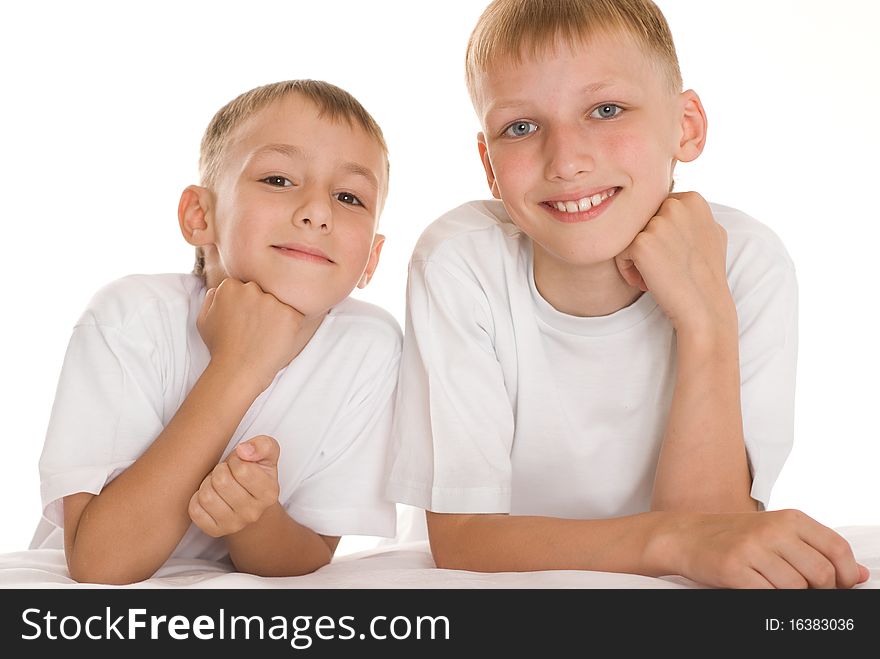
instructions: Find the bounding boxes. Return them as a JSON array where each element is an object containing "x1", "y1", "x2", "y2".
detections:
[
  {"x1": 606, "y1": 130, "x2": 673, "y2": 196},
  {"x1": 491, "y1": 149, "x2": 535, "y2": 193},
  {"x1": 601, "y1": 131, "x2": 655, "y2": 171},
  {"x1": 337, "y1": 223, "x2": 375, "y2": 266}
]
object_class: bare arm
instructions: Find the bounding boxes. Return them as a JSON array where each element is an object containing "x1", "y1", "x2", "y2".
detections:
[
  {"x1": 427, "y1": 510, "x2": 868, "y2": 589},
  {"x1": 225, "y1": 502, "x2": 339, "y2": 577},
  {"x1": 64, "y1": 279, "x2": 315, "y2": 584},
  {"x1": 651, "y1": 322, "x2": 756, "y2": 512},
  {"x1": 428, "y1": 511, "x2": 668, "y2": 574},
  {"x1": 63, "y1": 361, "x2": 266, "y2": 584},
  {"x1": 616, "y1": 193, "x2": 755, "y2": 512}
]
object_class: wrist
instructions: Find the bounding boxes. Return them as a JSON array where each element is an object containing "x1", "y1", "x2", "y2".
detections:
[
  {"x1": 203, "y1": 359, "x2": 274, "y2": 399},
  {"x1": 641, "y1": 511, "x2": 688, "y2": 577},
  {"x1": 675, "y1": 304, "x2": 738, "y2": 350}
]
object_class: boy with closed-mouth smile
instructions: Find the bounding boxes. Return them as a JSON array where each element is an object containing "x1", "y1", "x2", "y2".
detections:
[{"x1": 36, "y1": 79, "x2": 401, "y2": 584}]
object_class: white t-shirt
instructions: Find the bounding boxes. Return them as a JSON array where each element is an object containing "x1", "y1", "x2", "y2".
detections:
[
  {"x1": 38, "y1": 273, "x2": 401, "y2": 561},
  {"x1": 386, "y1": 200, "x2": 798, "y2": 517}
]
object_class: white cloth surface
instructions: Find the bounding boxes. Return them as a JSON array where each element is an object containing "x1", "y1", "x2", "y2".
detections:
[{"x1": 2, "y1": 526, "x2": 878, "y2": 589}]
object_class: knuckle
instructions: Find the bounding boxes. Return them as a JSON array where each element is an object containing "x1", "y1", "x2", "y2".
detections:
[
  {"x1": 777, "y1": 508, "x2": 804, "y2": 528},
  {"x1": 212, "y1": 464, "x2": 232, "y2": 488},
  {"x1": 826, "y1": 537, "x2": 854, "y2": 563},
  {"x1": 199, "y1": 488, "x2": 217, "y2": 508},
  {"x1": 813, "y1": 561, "x2": 837, "y2": 587}
]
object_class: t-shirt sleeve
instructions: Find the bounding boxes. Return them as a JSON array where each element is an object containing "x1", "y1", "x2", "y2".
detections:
[
  {"x1": 735, "y1": 251, "x2": 799, "y2": 509},
  {"x1": 38, "y1": 320, "x2": 165, "y2": 528},
  {"x1": 386, "y1": 259, "x2": 515, "y2": 514},
  {"x1": 283, "y1": 332, "x2": 401, "y2": 539}
]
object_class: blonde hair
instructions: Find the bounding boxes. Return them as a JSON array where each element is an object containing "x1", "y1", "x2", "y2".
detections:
[
  {"x1": 465, "y1": 0, "x2": 683, "y2": 107},
  {"x1": 193, "y1": 79, "x2": 389, "y2": 278}
]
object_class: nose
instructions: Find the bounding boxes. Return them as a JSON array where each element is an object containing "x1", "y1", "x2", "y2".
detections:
[
  {"x1": 293, "y1": 194, "x2": 333, "y2": 233},
  {"x1": 543, "y1": 124, "x2": 595, "y2": 181}
]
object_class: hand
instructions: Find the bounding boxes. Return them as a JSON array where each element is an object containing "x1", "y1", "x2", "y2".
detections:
[
  {"x1": 674, "y1": 509, "x2": 870, "y2": 589},
  {"x1": 197, "y1": 278, "x2": 305, "y2": 389},
  {"x1": 615, "y1": 192, "x2": 735, "y2": 333},
  {"x1": 188, "y1": 435, "x2": 281, "y2": 538}
]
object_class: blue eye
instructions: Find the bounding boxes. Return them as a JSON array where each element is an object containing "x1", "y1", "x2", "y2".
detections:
[
  {"x1": 503, "y1": 121, "x2": 538, "y2": 138},
  {"x1": 261, "y1": 176, "x2": 293, "y2": 187},
  {"x1": 591, "y1": 104, "x2": 623, "y2": 120},
  {"x1": 336, "y1": 192, "x2": 363, "y2": 206}
]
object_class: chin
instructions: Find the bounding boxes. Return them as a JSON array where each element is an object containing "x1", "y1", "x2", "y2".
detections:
[{"x1": 278, "y1": 290, "x2": 345, "y2": 318}]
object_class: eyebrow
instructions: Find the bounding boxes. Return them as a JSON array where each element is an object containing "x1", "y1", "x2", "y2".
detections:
[
  {"x1": 484, "y1": 80, "x2": 621, "y2": 116},
  {"x1": 247, "y1": 143, "x2": 380, "y2": 192}
]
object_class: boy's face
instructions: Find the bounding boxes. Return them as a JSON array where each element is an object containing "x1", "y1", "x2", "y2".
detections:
[
  {"x1": 194, "y1": 93, "x2": 387, "y2": 316},
  {"x1": 475, "y1": 31, "x2": 702, "y2": 269}
]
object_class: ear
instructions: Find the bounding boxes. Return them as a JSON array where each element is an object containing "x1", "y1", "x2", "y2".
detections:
[
  {"x1": 178, "y1": 185, "x2": 216, "y2": 246},
  {"x1": 357, "y1": 233, "x2": 385, "y2": 289},
  {"x1": 477, "y1": 132, "x2": 502, "y2": 200},
  {"x1": 674, "y1": 90, "x2": 708, "y2": 163}
]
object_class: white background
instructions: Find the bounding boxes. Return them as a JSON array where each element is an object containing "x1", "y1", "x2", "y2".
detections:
[{"x1": 1, "y1": 0, "x2": 878, "y2": 555}]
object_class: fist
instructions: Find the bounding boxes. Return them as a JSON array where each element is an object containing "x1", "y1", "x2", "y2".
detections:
[
  {"x1": 188, "y1": 435, "x2": 281, "y2": 537},
  {"x1": 614, "y1": 192, "x2": 734, "y2": 332},
  {"x1": 197, "y1": 278, "x2": 305, "y2": 389}
]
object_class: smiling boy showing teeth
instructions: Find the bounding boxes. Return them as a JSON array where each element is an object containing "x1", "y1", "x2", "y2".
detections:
[{"x1": 386, "y1": 0, "x2": 868, "y2": 589}]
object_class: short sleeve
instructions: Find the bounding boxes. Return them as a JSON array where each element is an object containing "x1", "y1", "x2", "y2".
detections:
[
  {"x1": 284, "y1": 334, "x2": 400, "y2": 539},
  {"x1": 38, "y1": 321, "x2": 165, "y2": 527},
  {"x1": 735, "y1": 257, "x2": 799, "y2": 509},
  {"x1": 385, "y1": 259, "x2": 515, "y2": 513}
]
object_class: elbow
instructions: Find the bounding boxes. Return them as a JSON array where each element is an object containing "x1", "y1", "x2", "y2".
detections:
[
  {"x1": 429, "y1": 541, "x2": 462, "y2": 570},
  {"x1": 426, "y1": 512, "x2": 480, "y2": 571},
  {"x1": 68, "y1": 560, "x2": 147, "y2": 586},
  {"x1": 66, "y1": 549, "x2": 153, "y2": 585}
]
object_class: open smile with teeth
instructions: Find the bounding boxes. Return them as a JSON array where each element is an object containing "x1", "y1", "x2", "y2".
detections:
[{"x1": 546, "y1": 187, "x2": 618, "y2": 213}]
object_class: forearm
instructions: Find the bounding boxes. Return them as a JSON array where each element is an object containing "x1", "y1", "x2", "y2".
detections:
[
  {"x1": 225, "y1": 503, "x2": 333, "y2": 577},
  {"x1": 67, "y1": 362, "x2": 267, "y2": 584},
  {"x1": 652, "y1": 320, "x2": 756, "y2": 512},
  {"x1": 427, "y1": 511, "x2": 680, "y2": 575}
]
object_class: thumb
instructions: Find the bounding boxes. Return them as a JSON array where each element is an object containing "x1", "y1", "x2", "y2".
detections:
[
  {"x1": 615, "y1": 251, "x2": 648, "y2": 292},
  {"x1": 236, "y1": 435, "x2": 280, "y2": 466}
]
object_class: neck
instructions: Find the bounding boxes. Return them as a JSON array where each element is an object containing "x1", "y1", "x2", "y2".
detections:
[{"x1": 532, "y1": 244, "x2": 643, "y2": 317}]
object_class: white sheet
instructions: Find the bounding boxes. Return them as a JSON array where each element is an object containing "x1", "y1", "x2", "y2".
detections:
[{"x1": 1, "y1": 526, "x2": 878, "y2": 589}]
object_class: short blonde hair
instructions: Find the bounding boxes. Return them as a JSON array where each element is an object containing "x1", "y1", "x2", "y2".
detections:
[
  {"x1": 465, "y1": 0, "x2": 682, "y2": 107},
  {"x1": 193, "y1": 79, "x2": 389, "y2": 277}
]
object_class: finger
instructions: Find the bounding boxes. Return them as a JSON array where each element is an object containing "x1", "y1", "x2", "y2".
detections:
[
  {"x1": 774, "y1": 542, "x2": 839, "y2": 589},
  {"x1": 614, "y1": 253, "x2": 648, "y2": 292},
  {"x1": 188, "y1": 491, "x2": 222, "y2": 537},
  {"x1": 237, "y1": 434, "x2": 281, "y2": 466},
  {"x1": 228, "y1": 456, "x2": 280, "y2": 502},
  {"x1": 207, "y1": 462, "x2": 253, "y2": 511},
  {"x1": 717, "y1": 566, "x2": 774, "y2": 589},
  {"x1": 858, "y1": 564, "x2": 870, "y2": 584},
  {"x1": 751, "y1": 551, "x2": 810, "y2": 589},
  {"x1": 197, "y1": 287, "x2": 216, "y2": 327},
  {"x1": 796, "y1": 522, "x2": 863, "y2": 588}
]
